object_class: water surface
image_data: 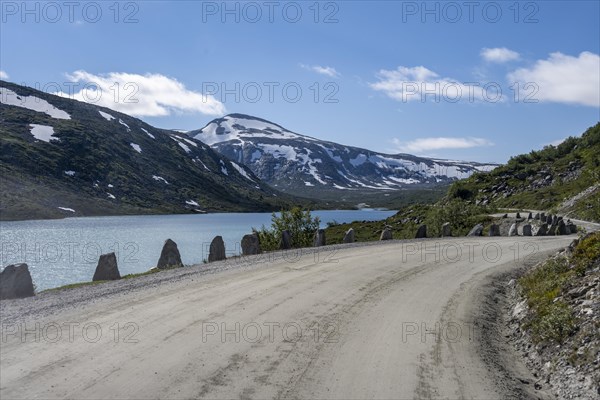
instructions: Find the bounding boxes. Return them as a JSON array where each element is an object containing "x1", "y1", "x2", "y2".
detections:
[{"x1": 0, "y1": 210, "x2": 395, "y2": 291}]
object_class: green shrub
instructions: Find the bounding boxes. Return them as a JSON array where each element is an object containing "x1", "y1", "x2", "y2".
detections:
[
  {"x1": 254, "y1": 207, "x2": 320, "y2": 251},
  {"x1": 532, "y1": 301, "x2": 576, "y2": 343},
  {"x1": 572, "y1": 231, "x2": 600, "y2": 275},
  {"x1": 424, "y1": 199, "x2": 492, "y2": 237}
]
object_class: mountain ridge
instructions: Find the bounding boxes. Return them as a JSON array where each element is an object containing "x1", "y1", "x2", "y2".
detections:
[
  {"x1": 0, "y1": 81, "x2": 312, "y2": 220},
  {"x1": 189, "y1": 113, "x2": 499, "y2": 198}
]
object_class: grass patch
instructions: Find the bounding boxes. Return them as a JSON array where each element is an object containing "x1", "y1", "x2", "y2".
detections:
[
  {"x1": 122, "y1": 267, "x2": 162, "y2": 279},
  {"x1": 519, "y1": 257, "x2": 576, "y2": 343},
  {"x1": 41, "y1": 279, "x2": 109, "y2": 293},
  {"x1": 40, "y1": 266, "x2": 170, "y2": 293},
  {"x1": 519, "y1": 232, "x2": 600, "y2": 344}
]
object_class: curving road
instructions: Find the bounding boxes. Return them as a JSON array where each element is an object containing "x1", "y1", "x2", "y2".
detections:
[{"x1": 0, "y1": 233, "x2": 592, "y2": 399}]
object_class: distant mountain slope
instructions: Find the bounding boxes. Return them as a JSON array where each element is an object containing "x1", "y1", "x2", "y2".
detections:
[
  {"x1": 189, "y1": 114, "x2": 498, "y2": 197},
  {"x1": 0, "y1": 81, "x2": 301, "y2": 220},
  {"x1": 448, "y1": 123, "x2": 600, "y2": 222}
]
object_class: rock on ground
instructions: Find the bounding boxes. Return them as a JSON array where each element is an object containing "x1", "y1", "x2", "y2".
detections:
[
  {"x1": 441, "y1": 222, "x2": 452, "y2": 237},
  {"x1": 467, "y1": 224, "x2": 484, "y2": 237},
  {"x1": 280, "y1": 230, "x2": 292, "y2": 250},
  {"x1": 92, "y1": 253, "x2": 121, "y2": 281},
  {"x1": 536, "y1": 224, "x2": 548, "y2": 236},
  {"x1": 157, "y1": 239, "x2": 183, "y2": 269},
  {"x1": 209, "y1": 236, "x2": 226, "y2": 262},
  {"x1": 313, "y1": 229, "x2": 326, "y2": 247},
  {"x1": 557, "y1": 220, "x2": 568, "y2": 235},
  {"x1": 415, "y1": 224, "x2": 427, "y2": 239},
  {"x1": 343, "y1": 228, "x2": 355, "y2": 243},
  {"x1": 241, "y1": 233, "x2": 261, "y2": 256},
  {"x1": 489, "y1": 224, "x2": 501, "y2": 237},
  {"x1": 380, "y1": 228, "x2": 392, "y2": 240},
  {"x1": 0, "y1": 263, "x2": 35, "y2": 300}
]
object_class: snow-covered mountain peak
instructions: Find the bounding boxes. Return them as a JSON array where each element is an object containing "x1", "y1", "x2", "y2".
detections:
[
  {"x1": 192, "y1": 113, "x2": 307, "y2": 145},
  {"x1": 189, "y1": 114, "x2": 499, "y2": 194}
]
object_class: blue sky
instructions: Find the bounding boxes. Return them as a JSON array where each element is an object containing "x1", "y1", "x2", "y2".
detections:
[{"x1": 1, "y1": 1, "x2": 599, "y2": 163}]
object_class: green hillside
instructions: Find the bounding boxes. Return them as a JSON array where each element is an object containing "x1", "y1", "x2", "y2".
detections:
[
  {"x1": 448, "y1": 123, "x2": 600, "y2": 222},
  {"x1": 326, "y1": 123, "x2": 600, "y2": 241}
]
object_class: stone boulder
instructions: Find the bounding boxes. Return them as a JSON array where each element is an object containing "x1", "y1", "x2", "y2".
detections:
[
  {"x1": 522, "y1": 224, "x2": 532, "y2": 236},
  {"x1": 415, "y1": 224, "x2": 427, "y2": 239},
  {"x1": 380, "y1": 228, "x2": 392, "y2": 241},
  {"x1": 516, "y1": 212, "x2": 521, "y2": 218},
  {"x1": 502, "y1": 213, "x2": 508, "y2": 218},
  {"x1": 567, "y1": 223, "x2": 578, "y2": 234},
  {"x1": 557, "y1": 220, "x2": 567, "y2": 235},
  {"x1": 536, "y1": 224, "x2": 548, "y2": 236},
  {"x1": 280, "y1": 230, "x2": 292, "y2": 250},
  {"x1": 548, "y1": 224, "x2": 557, "y2": 236},
  {"x1": 313, "y1": 229, "x2": 326, "y2": 247},
  {"x1": 489, "y1": 224, "x2": 500, "y2": 237},
  {"x1": 0, "y1": 263, "x2": 35, "y2": 300},
  {"x1": 534, "y1": 213, "x2": 540, "y2": 220},
  {"x1": 540, "y1": 212, "x2": 546, "y2": 220},
  {"x1": 157, "y1": 239, "x2": 183, "y2": 269},
  {"x1": 527, "y1": 212, "x2": 533, "y2": 220},
  {"x1": 208, "y1": 236, "x2": 226, "y2": 262},
  {"x1": 508, "y1": 223, "x2": 518, "y2": 237},
  {"x1": 343, "y1": 228, "x2": 355, "y2": 243},
  {"x1": 92, "y1": 253, "x2": 121, "y2": 281},
  {"x1": 241, "y1": 233, "x2": 261, "y2": 256},
  {"x1": 467, "y1": 224, "x2": 484, "y2": 237},
  {"x1": 441, "y1": 223, "x2": 452, "y2": 237}
]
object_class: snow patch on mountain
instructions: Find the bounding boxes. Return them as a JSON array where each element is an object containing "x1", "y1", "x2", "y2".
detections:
[
  {"x1": 98, "y1": 111, "x2": 115, "y2": 121},
  {"x1": 130, "y1": 143, "x2": 142, "y2": 153},
  {"x1": 182, "y1": 138, "x2": 198, "y2": 147},
  {"x1": 1, "y1": 87, "x2": 71, "y2": 120},
  {"x1": 230, "y1": 161, "x2": 254, "y2": 182},
  {"x1": 220, "y1": 160, "x2": 228, "y2": 176},
  {"x1": 192, "y1": 158, "x2": 210, "y2": 171},
  {"x1": 152, "y1": 175, "x2": 169, "y2": 184},
  {"x1": 29, "y1": 124, "x2": 59, "y2": 143},
  {"x1": 195, "y1": 114, "x2": 306, "y2": 145},
  {"x1": 141, "y1": 128, "x2": 155, "y2": 139},
  {"x1": 119, "y1": 119, "x2": 131, "y2": 132}
]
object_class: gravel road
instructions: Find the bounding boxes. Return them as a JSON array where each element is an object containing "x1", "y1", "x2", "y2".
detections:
[{"x1": 0, "y1": 235, "x2": 585, "y2": 399}]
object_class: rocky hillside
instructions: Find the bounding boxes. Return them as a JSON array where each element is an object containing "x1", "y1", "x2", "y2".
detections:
[
  {"x1": 448, "y1": 123, "x2": 600, "y2": 222},
  {"x1": 0, "y1": 81, "x2": 307, "y2": 221},
  {"x1": 189, "y1": 114, "x2": 497, "y2": 198},
  {"x1": 508, "y1": 232, "x2": 600, "y2": 399}
]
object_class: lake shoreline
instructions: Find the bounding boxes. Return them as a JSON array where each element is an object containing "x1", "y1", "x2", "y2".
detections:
[
  {"x1": 1, "y1": 210, "x2": 397, "y2": 292},
  {"x1": 0, "y1": 206, "x2": 392, "y2": 223}
]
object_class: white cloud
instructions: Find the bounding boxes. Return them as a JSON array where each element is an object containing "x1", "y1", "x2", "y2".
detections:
[
  {"x1": 370, "y1": 66, "x2": 503, "y2": 103},
  {"x1": 0, "y1": 70, "x2": 9, "y2": 79},
  {"x1": 301, "y1": 64, "x2": 340, "y2": 78},
  {"x1": 392, "y1": 137, "x2": 494, "y2": 153},
  {"x1": 508, "y1": 51, "x2": 600, "y2": 107},
  {"x1": 481, "y1": 47, "x2": 520, "y2": 63},
  {"x1": 55, "y1": 71, "x2": 226, "y2": 117}
]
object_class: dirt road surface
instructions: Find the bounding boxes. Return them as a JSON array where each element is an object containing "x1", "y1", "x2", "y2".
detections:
[{"x1": 0, "y1": 235, "x2": 584, "y2": 399}]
